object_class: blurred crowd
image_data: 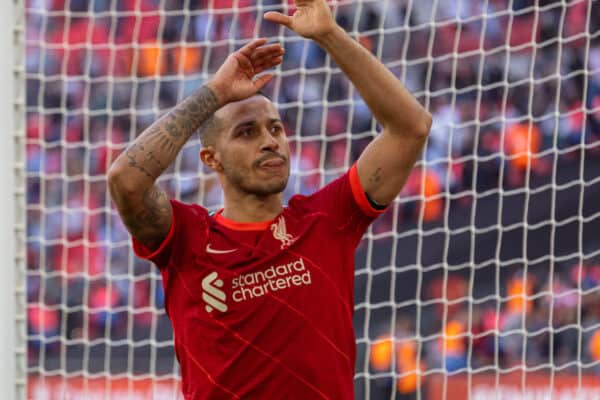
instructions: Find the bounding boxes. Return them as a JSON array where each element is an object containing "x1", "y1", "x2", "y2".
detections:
[
  {"x1": 25, "y1": 0, "x2": 600, "y2": 384},
  {"x1": 369, "y1": 260, "x2": 600, "y2": 398}
]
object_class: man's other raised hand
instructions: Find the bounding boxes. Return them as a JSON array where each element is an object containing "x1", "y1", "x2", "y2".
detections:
[
  {"x1": 264, "y1": 0, "x2": 338, "y2": 41},
  {"x1": 208, "y1": 38, "x2": 284, "y2": 106}
]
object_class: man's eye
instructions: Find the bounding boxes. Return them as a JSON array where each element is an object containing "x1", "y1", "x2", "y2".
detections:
[
  {"x1": 240, "y1": 128, "x2": 253, "y2": 137},
  {"x1": 271, "y1": 125, "x2": 283, "y2": 134}
]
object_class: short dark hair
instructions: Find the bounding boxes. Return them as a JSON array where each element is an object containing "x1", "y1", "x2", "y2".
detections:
[
  {"x1": 198, "y1": 114, "x2": 222, "y2": 146},
  {"x1": 198, "y1": 92, "x2": 273, "y2": 146}
]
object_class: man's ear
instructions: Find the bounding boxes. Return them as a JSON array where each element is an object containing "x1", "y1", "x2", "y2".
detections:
[{"x1": 199, "y1": 147, "x2": 223, "y2": 172}]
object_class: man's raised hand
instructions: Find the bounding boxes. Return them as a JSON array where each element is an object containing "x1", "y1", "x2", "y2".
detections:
[
  {"x1": 264, "y1": 0, "x2": 338, "y2": 40},
  {"x1": 208, "y1": 38, "x2": 284, "y2": 105}
]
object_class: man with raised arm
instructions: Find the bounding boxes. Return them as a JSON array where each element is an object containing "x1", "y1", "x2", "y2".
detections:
[{"x1": 108, "y1": 1, "x2": 431, "y2": 399}]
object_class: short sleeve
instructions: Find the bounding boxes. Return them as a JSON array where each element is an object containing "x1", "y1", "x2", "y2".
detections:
[
  {"x1": 347, "y1": 164, "x2": 389, "y2": 218},
  {"x1": 131, "y1": 199, "x2": 205, "y2": 268},
  {"x1": 296, "y1": 164, "x2": 388, "y2": 245}
]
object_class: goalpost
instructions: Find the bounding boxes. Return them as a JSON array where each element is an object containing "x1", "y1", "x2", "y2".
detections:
[
  {"x1": 4, "y1": 0, "x2": 26, "y2": 399},
  {"x1": 21, "y1": 0, "x2": 600, "y2": 399}
]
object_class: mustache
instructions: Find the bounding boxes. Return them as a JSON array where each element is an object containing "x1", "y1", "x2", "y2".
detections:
[{"x1": 253, "y1": 152, "x2": 288, "y2": 168}]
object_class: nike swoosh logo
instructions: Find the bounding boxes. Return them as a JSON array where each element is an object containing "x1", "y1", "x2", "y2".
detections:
[{"x1": 206, "y1": 243, "x2": 238, "y2": 254}]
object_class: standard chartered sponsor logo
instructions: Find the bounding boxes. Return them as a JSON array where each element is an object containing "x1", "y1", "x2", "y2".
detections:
[
  {"x1": 201, "y1": 257, "x2": 312, "y2": 313},
  {"x1": 201, "y1": 271, "x2": 227, "y2": 313},
  {"x1": 231, "y1": 257, "x2": 311, "y2": 302}
]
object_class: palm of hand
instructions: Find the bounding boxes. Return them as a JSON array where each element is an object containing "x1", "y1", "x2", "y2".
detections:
[
  {"x1": 209, "y1": 39, "x2": 283, "y2": 104},
  {"x1": 226, "y1": 53, "x2": 259, "y2": 101}
]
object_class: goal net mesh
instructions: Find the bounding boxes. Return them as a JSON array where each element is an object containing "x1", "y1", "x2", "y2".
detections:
[{"x1": 24, "y1": 0, "x2": 600, "y2": 399}]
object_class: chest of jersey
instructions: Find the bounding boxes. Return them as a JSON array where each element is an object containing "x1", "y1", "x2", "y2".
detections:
[
  {"x1": 186, "y1": 212, "x2": 354, "y2": 321},
  {"x1": 163, "y1": 211, "x2": 358, "y2": 399}
]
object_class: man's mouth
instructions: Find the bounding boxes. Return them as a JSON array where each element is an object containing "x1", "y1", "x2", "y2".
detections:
[
  {"x1": 255, "y1": 155, "x2": 287, "y2": 169},
  {"x1": 260, "y1": 158, "x2": 285, "y2": 168}
]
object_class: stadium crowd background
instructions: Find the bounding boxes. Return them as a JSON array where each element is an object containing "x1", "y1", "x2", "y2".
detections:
[{"x1": 25, "y1": 0, "x2": 600, "y2": 388}]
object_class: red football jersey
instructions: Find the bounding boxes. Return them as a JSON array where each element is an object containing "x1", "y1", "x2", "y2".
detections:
[{"x1": 132, "y1": 165, "x2": 385, "y2": 399}]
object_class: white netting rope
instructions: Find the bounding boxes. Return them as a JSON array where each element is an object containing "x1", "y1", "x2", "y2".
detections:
[{"x1": 24, "y1": 1, "x2": 600, "y2": 399}]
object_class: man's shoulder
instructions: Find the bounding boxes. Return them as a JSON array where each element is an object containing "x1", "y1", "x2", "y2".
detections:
[
  {"x1": 286, "y1": 193, "x2": 315, "y2": 215},
  {"x1": 170, "y1": 199, "x2": 211, "y2": 223},
  {"x1": 287, "y1": 170, "x2": 352, "y2": 209}
]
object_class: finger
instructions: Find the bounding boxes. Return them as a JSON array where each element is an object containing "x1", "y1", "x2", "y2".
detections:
[
  {"x1": 252, "y1": 52, "x2": 284, "y2": 70},
  {"x1": 254, "y1": 56, "x2": 283, "y2": 74},
  {"x1": 253, "y1": 74, "x2": 274, "y2": 91},
  {"x1": 263, "y1": 11, "x2": 293, "y2": 28},
  {"x1": 252, "y1": 46, "x2": 284, "y2": 65},
  {"x1": 250, "y1": 44, "x2": 284, "y2": 61},
  {"x1": 254, "y1": 51, "x2": 284, "y2": 65},
  {"x1": 238, "y1": 38, "x2": 268, "y2": 56}
]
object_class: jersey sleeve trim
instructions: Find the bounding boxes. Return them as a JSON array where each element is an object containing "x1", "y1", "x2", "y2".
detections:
[
  {"x1": 131, "y1": 204, "x2": 176, "y2": 260},
  {"x1": 349, "y1": 163, "x2": 388, "y2": 218}
]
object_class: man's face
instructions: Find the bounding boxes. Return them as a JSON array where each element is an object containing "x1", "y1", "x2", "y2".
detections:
[{"x1": 207, "y1": 95, "x2": 290, "y2": 197}]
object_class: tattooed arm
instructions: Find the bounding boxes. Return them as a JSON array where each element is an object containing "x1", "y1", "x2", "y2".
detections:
[
  {"x1": 108, "y1": 38, "x2": 284, "y2": 249},
  {"x1": 107, "y1": 85, "x2": 219, "y2": 248},
  {"x1": 265, "y1": 1, "x2": 432, "y2": 205}
]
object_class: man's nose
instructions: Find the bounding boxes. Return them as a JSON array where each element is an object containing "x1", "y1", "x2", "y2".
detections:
[{"x1": 260, "y1": 128, "x2": 279, "y2": 152}]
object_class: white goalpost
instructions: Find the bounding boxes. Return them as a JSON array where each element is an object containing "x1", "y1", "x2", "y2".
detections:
[
  {"x1": 22, "y1": 0, "x2": 600, "y2": 399},
  {"x1": 4, "y1": 0, "x2": 26, "y2": 399}
]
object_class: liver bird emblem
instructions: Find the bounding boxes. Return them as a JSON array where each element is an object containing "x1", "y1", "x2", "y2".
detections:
[{"x1": 270, "y1": 216, "x2": 295, "y2": 249}]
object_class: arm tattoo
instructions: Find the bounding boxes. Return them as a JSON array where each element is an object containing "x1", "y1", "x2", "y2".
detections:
[
  {"x1": 113, "y1": 88, "x2": 217, "y2": 245},
  {"x1": 142, "y1": 185, "x2": 170, "y2": 217},
  {"x1": 162, "y1": 86, "x2": 219, "y2": 140},
  {"x1": 125, "y1": 143, "x2": 164, "y2": 178},
  {"x1": 369, "y1": 167, "x2": 383, "y2": 184},
  {"x1": 143, "y1": 125, "x2": 179, "y2": 157},
  {"x1": 121, "y1": 186, "x2": 170, "y2": 238},
  {"x1": 121, "y1": 85, "x2": 219, "y2": 180}
]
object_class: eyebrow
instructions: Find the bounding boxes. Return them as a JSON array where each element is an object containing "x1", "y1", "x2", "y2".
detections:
[{"x1": 231, "y1": 118, "x2": 283, "y2": 132}]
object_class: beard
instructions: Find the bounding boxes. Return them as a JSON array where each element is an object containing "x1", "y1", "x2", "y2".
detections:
[{"x1": 221, "y1": 158, "x2": 289, "y2": 197}]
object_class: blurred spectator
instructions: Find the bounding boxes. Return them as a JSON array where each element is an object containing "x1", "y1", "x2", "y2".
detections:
[
  {"x1": 427, "y1": 275, "x2": 468, "y2": 318},
  {"x1": 503, "y1": 122, "x2": 543, "y2": 186},
  {"x1": 401, "y1": 167, "x2": 444, "y2": 223},
  {"x1": 440, "y1": 313, "x2": 468, "y2": 372},
  {"x1": 370, "y1": 319, "x2": 425, "y2": 400},
  {"x1": 506, "y1": 272, "x2": 535, "y2": 315},
  {"x1": 27, "y1": 304, "x2": 60, "y2": 355},
  {"x1": 88, "y1": 281, "x2": 126, "y2": 338},
  {"x1": 589, "y1": 329, "x2": 600, "y2": 375}
]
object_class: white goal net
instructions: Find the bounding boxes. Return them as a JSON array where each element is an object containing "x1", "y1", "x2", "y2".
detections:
[{"x1": 23, "y1": 0, "x2": 600, "y2": 399}]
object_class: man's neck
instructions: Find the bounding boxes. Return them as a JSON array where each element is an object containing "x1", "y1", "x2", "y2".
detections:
[{"x1": 221, "y1": 191, "x2": 284, "y2": 223}]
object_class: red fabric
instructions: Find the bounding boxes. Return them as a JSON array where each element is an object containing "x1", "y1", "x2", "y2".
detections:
[{"x1": 132, "y1": 169, "x2": 380, "y2": 400}]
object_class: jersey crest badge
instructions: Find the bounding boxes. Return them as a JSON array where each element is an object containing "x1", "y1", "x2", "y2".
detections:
[{"x1": 270, "y1": 216, "x2": 295, "y2": 249}]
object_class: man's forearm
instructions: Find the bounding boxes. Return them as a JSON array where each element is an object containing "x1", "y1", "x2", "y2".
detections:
[
  {"x1": 316, "y1": 26, "x2": 431, "y2": 135},
  {"x1": 110, "y1": 85, "x2": 220, "y2": 187}
]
